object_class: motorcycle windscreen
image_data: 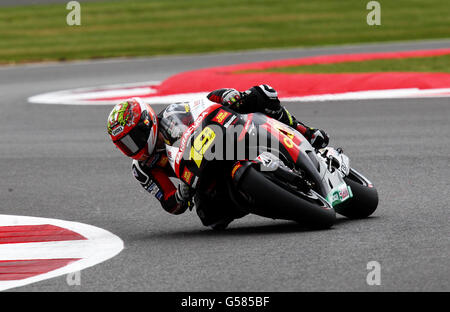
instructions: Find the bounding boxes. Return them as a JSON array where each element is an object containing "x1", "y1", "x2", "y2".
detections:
[{"x1": 160, "y1": 104, "x2": 193, "y2": 145}]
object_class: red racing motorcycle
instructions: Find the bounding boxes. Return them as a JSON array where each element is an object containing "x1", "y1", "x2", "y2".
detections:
[{"x1": 163, "y1": 97, "x2": 378, "y2": 229}]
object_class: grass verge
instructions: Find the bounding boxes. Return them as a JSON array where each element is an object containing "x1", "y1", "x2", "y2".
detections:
[
  {"x1": 0, "y1": 0, "x2": 449, "y2": 64},
  {"x1": 240, "y1": 54, "x2": 450, "y2": 74}
]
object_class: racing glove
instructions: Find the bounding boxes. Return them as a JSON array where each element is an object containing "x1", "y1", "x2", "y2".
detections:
[
  {"x1": 175, "y1": 183, "x2": 195, "y2": 211},
  {"x1": 309, "y1": 128, "x2": 329, "y2": 149},
  {"x1": 221, "y1": 89, "x2": 243, "y2": 109}
]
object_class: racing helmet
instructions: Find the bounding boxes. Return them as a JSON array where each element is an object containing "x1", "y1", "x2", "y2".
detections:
[{"x1": 107, "y1": 98, "x2": 158, "y2": 161}]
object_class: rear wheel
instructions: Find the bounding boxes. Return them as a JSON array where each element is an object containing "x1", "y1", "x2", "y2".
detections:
[
  {"x1": 236, "y1": 166, "x2": 336, "y2": 229},
  {"x1": 334, "y1": 168, "x2": 378, "y2": 219}
]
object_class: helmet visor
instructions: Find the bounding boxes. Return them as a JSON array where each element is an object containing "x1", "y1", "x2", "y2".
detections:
[
  {"x1": 115, "y1": 134, "x2": 140, "y2": 156},
  {"x1": 114, "y1": 119, "x2": 151, "y2": 157}
]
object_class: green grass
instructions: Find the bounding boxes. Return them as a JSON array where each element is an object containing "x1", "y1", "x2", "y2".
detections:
[
  {"x1": 0, "y1": 0, "x2": 449, "y2": 64},
  {"x1": 241, "y1": 54, "x2": 450, "y2": 74}
]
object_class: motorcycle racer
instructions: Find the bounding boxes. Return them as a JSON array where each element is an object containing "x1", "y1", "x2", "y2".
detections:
[{"x1": 107, "y1": 84, "x2": 329, "y2": 229}]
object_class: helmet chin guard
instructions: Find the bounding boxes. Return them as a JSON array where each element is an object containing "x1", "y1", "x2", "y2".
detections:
[{"x1": 107, "y1": 97, "x2": 158, "y2": 161}]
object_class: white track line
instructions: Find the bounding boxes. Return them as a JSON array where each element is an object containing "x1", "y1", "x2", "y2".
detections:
[
  {"x1": 28, "y1": 81, "x2": 450, "y2": 106},
  {"x1": 283, "y1": 88, "x2": 450, "y2": 102}
]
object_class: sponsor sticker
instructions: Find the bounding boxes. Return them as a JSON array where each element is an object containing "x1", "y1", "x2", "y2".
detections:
[
  {"x1": 155, "y1": 191, "x2": 163, "y2": 201},
  {"x1": 212, "y1": 109, "x2": 231, "y2": 125},
  {"x1": 147, "y1": 183, "x2": 160, "y2": 196},
  {"x1": 191, "y1": 176, "x2": 199, "y2": 189},
  {"x1": 327, "y1": 185, "x2": 352, "y2": 206},
  {"x1": 223, "y1": 115, "x2": 237, "y2": 128},
  {"x1": 231, "y1": 162, "x2": 243, "y2": 179},
  {"x1": 111, "y1": 125, "x2": 124, "y2": 136},
  {"x1": 182, "y1": 167, "x2": 194, "y2": 185}
]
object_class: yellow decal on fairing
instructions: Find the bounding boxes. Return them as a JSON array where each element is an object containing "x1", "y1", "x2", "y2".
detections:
[{"x1": 190, "y1": 126, "x2": 216, "y2": 168}]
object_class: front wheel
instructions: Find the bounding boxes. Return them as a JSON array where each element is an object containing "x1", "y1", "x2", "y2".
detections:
[
  {"x1": 235, "y1": 166, "x2": 336, "y2": 229},
  {"x1": 334, "y1": 168, "x2": 378, "y2": 219}
]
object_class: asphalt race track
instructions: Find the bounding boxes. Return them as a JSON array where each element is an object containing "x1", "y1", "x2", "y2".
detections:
[{"x1": 1, "y1": 40, "x2": 449, "y2": 291}]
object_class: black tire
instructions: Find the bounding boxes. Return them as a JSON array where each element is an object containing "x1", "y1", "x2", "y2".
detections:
[
  {"x1": 237, "y1": 166, "x2": 336, "y2": 229},
  {"x1": 334, "y1": 169, "x2": 378, "y2": 219}
]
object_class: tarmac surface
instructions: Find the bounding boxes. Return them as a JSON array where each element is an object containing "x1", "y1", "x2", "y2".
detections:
[{"x1": 1, "y1": 39, "x2": 449, "y2": 291}]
